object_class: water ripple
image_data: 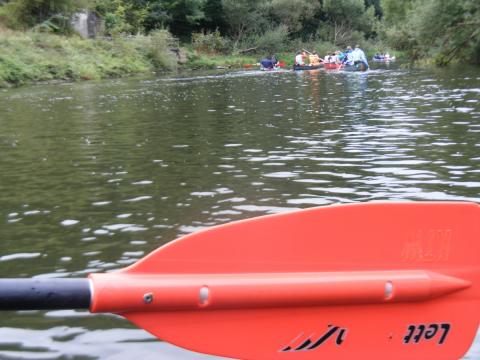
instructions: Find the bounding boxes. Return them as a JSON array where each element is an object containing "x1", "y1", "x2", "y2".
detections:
[{"x1": 0, "y1": 64, "x2": 479, "y2": 359}]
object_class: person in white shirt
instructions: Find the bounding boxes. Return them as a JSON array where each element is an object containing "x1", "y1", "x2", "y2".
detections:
[{"x1": 295, "y1": 51, "x2": 304, "y2": 66}]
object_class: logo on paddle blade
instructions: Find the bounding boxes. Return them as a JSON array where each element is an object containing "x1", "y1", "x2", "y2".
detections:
[
  {"x1": 280, "y1": 325, "x2": 347, "y2": 352},
  {"x1": 403, "y1": 323, "x2": 451, "y2": 345}
]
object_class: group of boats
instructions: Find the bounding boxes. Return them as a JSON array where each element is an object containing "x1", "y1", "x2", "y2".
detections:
[
  {"x1": 258, "y1": 47, "x2": 395, "y2": 73},
  {"x1": 292, "y1": 61, "x2": 368, "y2": 72},
  {"x1": 258, "y1": 53, "x2": 394, "y2": 72},
  {"x1": 257, "y1": 61, "x2": 368, "y2": 72}
]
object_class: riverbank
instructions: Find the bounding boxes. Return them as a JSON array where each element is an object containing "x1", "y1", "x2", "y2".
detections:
[
  {"x1": 0, "y1": 30, "x2": 409, "y2": 88},
  {"x1": 0, "y1": 29, "x2": 175, "y2": 87},
  {"x1": 0, "y1": 30, "x2": 261, "y2": 87}
]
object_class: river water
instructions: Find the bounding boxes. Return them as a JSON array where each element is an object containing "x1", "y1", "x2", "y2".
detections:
[{"x1": 0, "y1": 64, "x2": 479, "y2": 359}]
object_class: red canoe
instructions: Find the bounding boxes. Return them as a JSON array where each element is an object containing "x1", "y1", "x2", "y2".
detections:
[{"x1": 324, "y1": 62, "x2": 343, "y2": 70}]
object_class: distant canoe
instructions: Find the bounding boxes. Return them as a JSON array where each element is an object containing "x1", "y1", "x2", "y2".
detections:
[
  {"x1": 293, "y1": 64, "x2": 323, "y2": 71},
  {"x1": 372, "y1": 55, "x2": 396, "y2": 62},
  {"x1": 324, "y1": 63, "x2": 343, "y2": 70}
]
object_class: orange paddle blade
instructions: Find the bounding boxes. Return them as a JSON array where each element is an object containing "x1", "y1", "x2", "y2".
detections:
[{"x1": 89, "y1": 202, "x2": 480, "y2": 360}]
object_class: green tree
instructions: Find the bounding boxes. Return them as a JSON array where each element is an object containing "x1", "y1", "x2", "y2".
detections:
[
  {"x1": 318, "y1": 0, "x2": 377, "y2": 45},
  {"x1": 266, "y1": 0, "x2": 320, "y2": 34},
  {"x1": 201, "y1": 0, "x2": 227, "y2": 33},
  {"x1": 93, "y1": 0, "x2": 148, "y2": 34},
  {"x1": 380, "y1": 0, "x2": 480, "y2": 65},
  {"x1": 0, "y1": 0, "x2": 88, "y2": 29},
  {"x1": 162, "y1": 0, "x2": 204, "y2": 39},
  {"x1": 143, "y1": 1, "x2": 170, "y2": 32},
  {"x1": 222, "y1": 0, "x2": 269, "y2": 42},
  {"x1": 380, "y1": 0, "x2": 415, "y2": 25},
  {"x1": 409, "y1": 0, "x2": 480, "y2": 64},
  {"x1": 364, "y1": 0, "x2": 382, "y2": 18},
  {"x1": 133, "y1": 0, "x2": 205, "y2": 38}
]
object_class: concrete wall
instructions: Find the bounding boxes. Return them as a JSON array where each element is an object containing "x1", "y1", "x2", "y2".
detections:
[{"x1": 72, "y1": 11, "x2": 102, "y2": 38}]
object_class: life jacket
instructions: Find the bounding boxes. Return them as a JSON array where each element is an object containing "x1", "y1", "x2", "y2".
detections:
[{"x1": 260, "y1": 58, "x2": 274, "y2": 69}]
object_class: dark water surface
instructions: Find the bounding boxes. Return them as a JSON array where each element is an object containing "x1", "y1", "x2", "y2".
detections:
[{"x1": 0, "y1": 64, "x2": 479, "y2": 359}]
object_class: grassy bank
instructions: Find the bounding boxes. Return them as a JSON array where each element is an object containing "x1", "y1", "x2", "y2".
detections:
[
  {"x1": 0, "y1": 29, "x2": 185, "y2": 87},
  {"x1": 184, "y1": 52, "x2": 258, "y2": 70},
  {"x1": 0, "y1": 30, "x2": 262, "y2": 87}
]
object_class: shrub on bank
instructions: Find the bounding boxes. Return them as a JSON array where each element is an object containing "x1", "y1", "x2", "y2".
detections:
[
  {"x1": 246, "y1": 25, "x2": 290, "y2": 55},
  {"x1": 192, "y1": 30, "x2": 231, "y2": 55},
  {"x1": 139, "y1": 30, "x2": 179, "y2": 71}
]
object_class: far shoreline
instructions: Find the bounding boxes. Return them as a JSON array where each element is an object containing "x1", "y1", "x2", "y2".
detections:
[{"x1": 0, "y1": 30, "x2": 410, "y2": 90}]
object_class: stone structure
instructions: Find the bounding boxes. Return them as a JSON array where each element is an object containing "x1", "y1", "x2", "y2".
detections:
[{"x1": 72, "y1": 11, "x2": 102, "y2": 38}]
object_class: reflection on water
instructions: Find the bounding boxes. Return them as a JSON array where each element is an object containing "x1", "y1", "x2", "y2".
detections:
[
  {"x1": 0, "y1": 63, "x2": 479, "y2": 359},
  {"x1": 0, "y1": 327, "x2": 217, "y2": 360}
]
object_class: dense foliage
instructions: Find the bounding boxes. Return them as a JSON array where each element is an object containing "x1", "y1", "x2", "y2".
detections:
[
  {"x1": 0, "y1": 0, "x2": 89, "y2": 31},
  {"x1": 0, "y1": 0, "x2": 479, "y2": 65},
  {"x1": 380, "y1": 0, "x2": 480, "y2": 65}
]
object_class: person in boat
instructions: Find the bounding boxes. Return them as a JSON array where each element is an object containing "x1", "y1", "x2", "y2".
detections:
[
  {"x1": 260, "y1": 56, "x2": 276, "y2": 70},
  {"x1": 295, "y1": 51, "x2": 305, "y2": 66},
  {"x1": 335, "y1": 50, "x2": 345, "y2": 64},
  {"x1": 342, "y1": 46, "x2": 354, "y2": 66},
  {"x1": 351, "y1": 44, "x2": 369, "y2": 69},
  {"x1": 330, "y1": 52, "x2": 339, "y2": 64},
  {"x1": 271, "y1": 55, "x2": 278, "y2": 66},
  {"x1": 309, "y1": 52, "x2": 322, "y2": 66},
  {"x1": 373, "y1": 52, "x2": 395, "y2": 62}
]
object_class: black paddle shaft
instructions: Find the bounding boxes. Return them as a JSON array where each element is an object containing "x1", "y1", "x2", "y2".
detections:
[{"x1": 0, "y1": 278, "x2": 91, "y2": 310}]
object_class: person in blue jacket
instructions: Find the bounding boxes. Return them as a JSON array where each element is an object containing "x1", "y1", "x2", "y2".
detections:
[
  {"x1": 343, "y1": 46, "x2": 354, "y2": 66},
  {"x1": 351, "y1": 44, "x2": 369, "y2": 70},
  {"x1": 260, "y1": 56, "x2": 277, "y2": 70}
]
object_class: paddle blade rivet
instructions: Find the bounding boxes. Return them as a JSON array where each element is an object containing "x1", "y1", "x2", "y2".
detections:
[
  {"x1": 199, "y1": 286, "x2": 210, "y2": 307},
  {"x1": 385, "y1": 281, "x2": 394, "y2": 300},
  {"x1": 143, "y1": 293, "x2": 154, "y2": 304}
]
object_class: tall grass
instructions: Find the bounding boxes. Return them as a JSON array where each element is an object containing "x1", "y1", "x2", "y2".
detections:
[
  {"x1": 138, "y1": 30, "x2": 179, "y2": 71},
  {"x1": 185, "y1": 52, "x2": 258, "y2": 70},
  {"x1": 0, "y1": 31, "x2": 165, "y2": 86}
]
